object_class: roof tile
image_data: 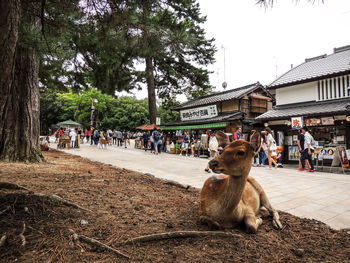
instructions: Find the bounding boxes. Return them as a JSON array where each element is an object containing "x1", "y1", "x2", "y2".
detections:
[{"x1": 269, "y1": 45, "x2": 350, "y2": 88}]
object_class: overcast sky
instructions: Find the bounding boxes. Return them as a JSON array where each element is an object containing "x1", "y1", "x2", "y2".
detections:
[{"x1": 122, "y1": 0, "x2": 350, "y2": 100}]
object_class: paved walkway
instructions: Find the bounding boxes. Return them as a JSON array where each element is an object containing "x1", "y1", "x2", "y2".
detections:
[{"x1": 54, "y1": 140, "x2": 350, "y2": 230}]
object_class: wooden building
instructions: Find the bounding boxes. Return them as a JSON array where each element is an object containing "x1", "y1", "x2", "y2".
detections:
[{"x1": 161, "y1": 82, "x2": 273, "y2": 138}]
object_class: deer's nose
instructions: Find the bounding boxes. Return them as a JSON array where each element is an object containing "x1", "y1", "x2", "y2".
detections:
[{"x1": 209, "y1": 160, "x2": 219, "y2": 170}]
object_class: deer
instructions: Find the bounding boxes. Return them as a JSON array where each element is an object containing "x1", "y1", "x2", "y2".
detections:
[
  {"x1": 199, "y1": 131, "x2": 282, "y2": 233},
  {"x1": 98, "y1": 138, "x2": 108, "y2": 149}
]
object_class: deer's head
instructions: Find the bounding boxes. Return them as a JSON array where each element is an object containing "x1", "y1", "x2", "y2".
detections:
[{"x1": 209, "y1": 131, "x2": 261, "y2": 176}]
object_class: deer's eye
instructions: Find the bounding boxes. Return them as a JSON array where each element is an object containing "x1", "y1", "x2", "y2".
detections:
[{"x1": 237, "y1": 151, "x2": 245, "y2": 156}]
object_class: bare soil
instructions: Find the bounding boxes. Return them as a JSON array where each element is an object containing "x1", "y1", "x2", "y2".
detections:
[{"x1": 0, "y1": 150, "x2": 350, "y2": 262}]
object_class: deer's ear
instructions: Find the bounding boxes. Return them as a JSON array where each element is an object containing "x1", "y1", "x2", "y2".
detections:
[
  {"x1": 215, "y1": 131, "x2": 230, "y2": 148},
  {"x1": 250, "y1": 131, "x2": 261, "y2": 153}
]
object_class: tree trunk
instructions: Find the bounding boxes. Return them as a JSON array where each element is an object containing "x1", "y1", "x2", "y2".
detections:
[
  {"x1": 0, "y1": 0, "x2": 43, "y2": 162},
  {"x1": 145, "y1": 57, "x2": 157, "y2": 124}
]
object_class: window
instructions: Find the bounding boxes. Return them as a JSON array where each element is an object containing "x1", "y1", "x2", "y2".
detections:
[{"x1": 317, "y1": 75, "x2": 350, "y2": 101}]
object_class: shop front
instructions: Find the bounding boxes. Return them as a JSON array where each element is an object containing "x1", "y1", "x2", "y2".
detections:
[
  {"x1": 161, "y1": 82, "x2": 273, "y2": 153},
  {"x1": 256, "y1": 99, "x2": 350, "y2": 165},
  {"x1": 160, "y1": 109, "x2": 244, "y2": 157}
]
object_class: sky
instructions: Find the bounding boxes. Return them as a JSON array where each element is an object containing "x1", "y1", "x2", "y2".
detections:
[{"x1": 121, "y1": 0, "x2": 350, "y2": 101}]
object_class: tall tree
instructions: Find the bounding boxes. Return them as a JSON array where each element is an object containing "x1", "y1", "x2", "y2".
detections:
[
  {"x1": 0, "y1": 0, "x2": 82, "y2": 162},
  {"x1": 130, "y1": 0, "x2": 216, "y2": 123},
  {"x1": 0, "y1": 0, "x2": 44, "y2": 162}
]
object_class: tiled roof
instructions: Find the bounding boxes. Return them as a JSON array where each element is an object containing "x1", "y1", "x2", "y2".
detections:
[
  {"x1": 269, "y1": 45, "x2": 350, "y2": 88},
  {"x1": 255, "y1": 98, "x2": 350, "y2": 121},
  {"x1": 173, "y1": 82, "x2": 262, "y2": 110},
  {"x1": 164, "y1": 111, "x2": 244, "y2": 126}
]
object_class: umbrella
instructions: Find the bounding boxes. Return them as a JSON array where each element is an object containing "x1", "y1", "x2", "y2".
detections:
[
  {"x1": 56, "y1": 120, "x2": 82, "y2": 128},
  {"x1": 136, "y1": 123, "x2": 160, "y2": 130}
]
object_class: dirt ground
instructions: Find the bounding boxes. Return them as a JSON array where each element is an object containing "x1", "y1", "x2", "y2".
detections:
[{"x1": 0, "y1": 150, "x2": 350, "y2": 263}]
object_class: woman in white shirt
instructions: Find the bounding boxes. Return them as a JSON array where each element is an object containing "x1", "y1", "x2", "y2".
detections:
[{"x1": 265, "y1": 128, "x2": 277, "y2": 169}]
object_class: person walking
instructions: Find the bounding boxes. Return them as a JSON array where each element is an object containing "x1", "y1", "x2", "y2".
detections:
[
  {"x1": 117, "y1": 130, "x2": 122, "y2": 146},
  {"x1": 90, "y1": 127, "x2": 94, "y2": 145},
  {"x1": 179, "y1": 132, "x2": 190, "y2": 156},
  {"x1": 233, "y1": 127, "x2": 242, "y2": 141},
  {"x1": 143, "y1": 131, "x2": 149, "y2": 151},
  {"x1": 205, "y1": 133, "x2": 218, "y2": 173},
  {"x1": 265, "y1": 127, "x2": 277, "y2": 169},
  {"x1": 297, "y1": 130, "x2": 311, "y2": 170},
  {"x1": 161, "y1": 132, "x2": 167, "y2": 152},
  {"x1": 112, "y1": 129, "x2": 117, "y2": 145},
  {"x1": 152, "y1": 128, "x2": 161, "y2": 155},
  {"x1": 69, "y1": 129, "x2": 77, "y2": 148},
  {"x1": 258, "y1": 131, "x2": 267, "y2": 166},
  {"x1": 300, "y1": 127, "x2": 315, "y2": 172},
  {"x1": 85, "y1": 129, "x2": 90, "y2": 143},
  {"x1": 123, "y1": 130, "x2": 128, "y2": 148},
  {"x1": 93, "y1": 128, "x2": 100, "y2": 145}
]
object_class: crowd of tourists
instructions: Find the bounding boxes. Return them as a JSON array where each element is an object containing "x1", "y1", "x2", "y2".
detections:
[
  {"x1": 54, "y1": 127, "x2": 137, "y2": 148},
  {"x1": 53, "y1": 125, "x2": 315, "y2": 173},
  {"x1": 142, "y1": 126, "x2": 314, "y2": 173}
]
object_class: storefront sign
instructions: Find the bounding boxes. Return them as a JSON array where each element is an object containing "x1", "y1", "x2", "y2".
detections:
[
  {"x1": 321, "y1": 117, "x2": 334, "y2": 125},
  {"x1": 180, "y1": 105, "x2": 218, "y2": 121},
  {"x1": 288, "y1": 146, "x2": 300, "y2": 161},
  {"x1": 305, "y1": 118, "x2": 321, "y2": 126},
  {"x1": 291, "y1": 117, "x2": 303, "y2": 130},
  {"x1": 320, "y1": 147, "x2": 336, "y2": 160},
  {"x1": 338, "y1": 147, "x2": 349, "y2": 167}
]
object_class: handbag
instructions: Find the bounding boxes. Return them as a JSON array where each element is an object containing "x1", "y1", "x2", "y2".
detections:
[{"x1": 270, "y1": 141, "x2": 277, "y2": 151}]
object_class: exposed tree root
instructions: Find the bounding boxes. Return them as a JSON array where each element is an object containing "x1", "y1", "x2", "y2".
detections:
[
  {"x1": 19, "y1": 222, "x2": 26, "y2": 247},
  {"x1": 0, "y1": 206, "x2": 10, "y2": 216},
  {"x1": 68, "y1": 229, "x2": 130, "y2": 259},
  {"x1": 0, "y1": 234, "x2": 6, "y2": 248},
  {"x1": 0, "y1": 181, "x2": 91, "y2": 212},
  {"x1": 121, "y1": 230, "x2": 241, "y2": 245},
  {"x1": 164, "y1": 180, "x2": 190, "y2": 190},
  {"x1": 34, "y1": 193, "x2": 92, "y2": 212},
  {"x1": 0, "y1": 182, "x2": 30, "y2": 191}
]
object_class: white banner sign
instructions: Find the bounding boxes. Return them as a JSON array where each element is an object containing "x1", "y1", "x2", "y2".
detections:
[
  {"x1": 291, "y1": 117, "x2": 303, "y2": 130},
  {"x1": 180, "y1": 105, "x2": 218, "y2": 121}
]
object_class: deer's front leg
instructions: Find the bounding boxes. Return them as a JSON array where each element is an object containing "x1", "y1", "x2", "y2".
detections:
[{"x1": 244, "y1": 210, "x2": 263, "y2": 234}]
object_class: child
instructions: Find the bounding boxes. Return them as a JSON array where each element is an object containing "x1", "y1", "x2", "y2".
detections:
[{"x1": 276, "y1": 146, "x2": 284, "y2": 168}]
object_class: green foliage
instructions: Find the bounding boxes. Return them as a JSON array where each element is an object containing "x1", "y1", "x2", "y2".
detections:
[
  {"x1": 35, "y1": 0, "x2": 216, "y2": 127},
  {"x1": 37, "y1": 0, "x2": 216, "y2": 100},
  {"x1": 158, "y1": 99, "x2": 180, "y2": 124},
  {"x1": 40, "y1": 89, "x2": 149, "y2": 133}
]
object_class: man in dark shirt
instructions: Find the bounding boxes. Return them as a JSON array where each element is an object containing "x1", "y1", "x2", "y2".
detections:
[
  {"x1": 123, "y1": 131, "x2": 128, "y2": 148},
  {"x1": 143, "y1": 131, "x2": 149, "y2": 151},
  {"x1": 297, "y1": 131, "x2": 310, "y2": 170},
  {"x1": 152, "y1": 129, "x2": 161, "y2": 155}
]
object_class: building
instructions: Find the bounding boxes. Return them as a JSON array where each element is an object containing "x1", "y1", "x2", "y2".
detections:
[
  {"x1": 161, "y1": 82, "x2": 273, "y2": 139},
  {"x1": 256, "y1": 44, "x2": 350, "y2": 163}
]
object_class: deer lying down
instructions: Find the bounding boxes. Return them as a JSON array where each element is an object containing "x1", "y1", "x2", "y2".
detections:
[{"x1": 199, "y1": 131, "x2": 282, "y2": 233}]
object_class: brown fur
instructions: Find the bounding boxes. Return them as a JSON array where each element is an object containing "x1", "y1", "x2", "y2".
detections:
[
  {"x1": 199, "y1": 132, "x2": 282, "y2": 233},
  {"x1": 99, "y1": 139, "x2": 108, "y2": 149}
]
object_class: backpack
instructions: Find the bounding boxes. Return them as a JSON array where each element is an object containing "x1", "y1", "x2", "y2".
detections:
[
  {"x1": 209, "y1": 136, "x2": 219, "y2": 151},
  {"x1": 153, "y1": 131, "x2": 160, "y2": 141},
  {"x1": 311, "y1": 135, "x2": 317, "y2": 148}
]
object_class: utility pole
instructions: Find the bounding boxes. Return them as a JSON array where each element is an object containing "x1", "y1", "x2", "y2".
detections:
[{"x1": 221, "y1": 45, "x2": 227, "y2": 89}]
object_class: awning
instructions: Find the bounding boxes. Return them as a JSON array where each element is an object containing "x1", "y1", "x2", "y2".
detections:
[
  {"x1": 136, "y1": 123, "x2": 160, "y2": 130},
  {"x1": 160, "y1": 122, "x2": 227, "y2": 131},
  {"x1": 56, "y1": 120, "x2": 82, "y2": 127}
]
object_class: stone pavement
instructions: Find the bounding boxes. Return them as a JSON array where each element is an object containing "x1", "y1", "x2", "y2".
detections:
[{"x1": 54, "y1": 140, "x2": 350, "y2": 230}]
